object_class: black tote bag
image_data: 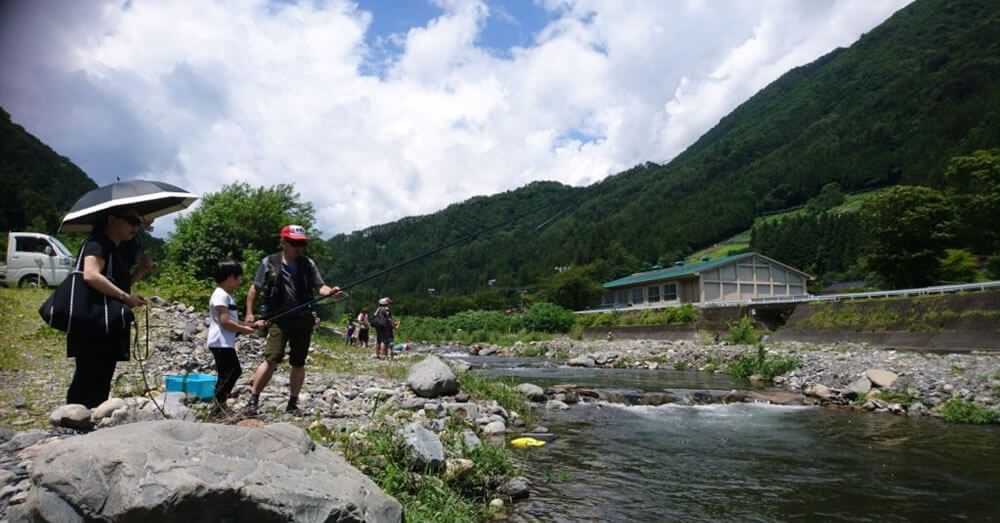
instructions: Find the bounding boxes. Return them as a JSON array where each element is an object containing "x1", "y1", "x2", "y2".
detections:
[{"x1": 38, "y1": 240, "x2": 134, "y2": 335}]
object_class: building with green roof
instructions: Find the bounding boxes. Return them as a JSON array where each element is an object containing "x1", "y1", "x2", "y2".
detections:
[{"x1": 600, "y1": 252, "x2": 811, "y2": 308}]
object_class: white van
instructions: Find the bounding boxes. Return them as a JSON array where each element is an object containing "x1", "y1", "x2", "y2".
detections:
[{"x1": 0, "y1": 232, "x2": 76, "y2": 288}]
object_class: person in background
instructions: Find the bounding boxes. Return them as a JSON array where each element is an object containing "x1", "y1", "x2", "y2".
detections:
[
  {"x1": 207, "y1": 260, "x2": 265, "y2": 416},
  {"x1": 66, "y1": 207, "x2": 148, "y2": 408},
  {"x1": 372, "y1": 297, "x2": 399, "y2": 360},
  {"x1": 356, "y1": 307, "x2": 370, "y2": 349},
  {"x1": 346, "y1": 319, "x2": 356, "y2": 345},
  {"x1": 244, "y1": 225, "x2": 341, "y2": 415}
]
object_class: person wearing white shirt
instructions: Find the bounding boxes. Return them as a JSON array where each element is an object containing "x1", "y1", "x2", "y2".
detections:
[{"x1": 208, "y1": 260, "x2": 265, "y2": 416}]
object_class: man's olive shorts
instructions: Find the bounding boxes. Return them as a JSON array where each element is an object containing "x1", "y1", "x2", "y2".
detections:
[{"x1": 264, "y1": 315, "x2": 315, "y2": 367}]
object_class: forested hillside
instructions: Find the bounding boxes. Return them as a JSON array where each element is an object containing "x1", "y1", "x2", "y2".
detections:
[
  {"x1": 321, "y1": 0, "x2": 1000, "y2": 309},
  {"x1": 0, "y1": 108, "x2": 96, "y2": 234}
]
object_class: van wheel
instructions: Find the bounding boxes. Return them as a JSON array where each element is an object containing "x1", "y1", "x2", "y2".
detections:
[{"x1": 18, "y1": 275, "x2": 45, "y2": 288}]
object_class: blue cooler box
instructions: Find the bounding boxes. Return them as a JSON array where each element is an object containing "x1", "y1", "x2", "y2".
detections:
[{"x1": 165, "y1": 373, "x2": 217, "y2": 400}]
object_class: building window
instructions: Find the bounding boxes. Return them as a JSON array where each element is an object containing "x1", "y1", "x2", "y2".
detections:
[
  {"x1": 617, "y1": 289, "x2": 628, "y2": 304},
  {"x1": 664, "y1": 282, "x2": 677, "y2": 301},
  {"x1": 648, "y1": 285, "x2": 660, "y2": 302},
  {"x1": 602, "y1": 292, "x2": 614, "y2": 305},
  {"x1": 632, "y1": 287, "x2": 644, "y2": 304}
]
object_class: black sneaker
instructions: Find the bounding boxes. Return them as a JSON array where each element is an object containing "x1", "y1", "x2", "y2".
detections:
[
  {"x1": 285, "y1": 399, "x2": 300, "y2": 414},
  {"x1": 243, "y1": 397, "x2": 259, "y2": 416}
]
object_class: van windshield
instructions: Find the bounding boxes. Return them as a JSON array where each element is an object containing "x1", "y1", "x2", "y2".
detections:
[{"x1": 50, "y1": 238, "x2": 73, "y2": 257}]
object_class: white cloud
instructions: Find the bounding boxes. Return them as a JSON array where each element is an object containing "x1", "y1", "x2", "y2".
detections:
[{"x1": 0, "y1": 0, "x2": 912, "y2": 237}]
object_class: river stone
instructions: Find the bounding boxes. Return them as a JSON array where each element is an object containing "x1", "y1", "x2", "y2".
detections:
[
  {"x1": 444, "y1": 402, "x2": 479, "y2": 420},
  {"x1": 11, "y1": 420, "x2": 402, "y2": 522},
  {"x1": 445, "y1": 459, "x2": 475, "y2": 481},
  {"x1": 401, "y1": 422, "x2": 445, "y2": 470},
  {"x1": 48, "y1": 404, "x2": 92, "y2": 431},
  {"x1": 462, "y1": 429, "x2": 482, "y2": 452},
  {"x1": 566, "y1": 356, "x2": 595, "y2": 367},
  {"x1": 2, "y1": 429, "x2": 51, "y2": 453},
  {"x1": 866, "y1": 369, "x2": 899, "y2": 388},
  {"x1": 516, "y1": 383, "x2": 545, "y2": 401},
  {"x1": 482, "y1": 420, "x2": 506, "y2": 435},
  {"x1": 806, "y1": 384, "x2": 834, "y2": 399},
  {"x1": 746, "y1": 391, "x2": 806, "y2": 405},
  {"x1": 92, "y1": 398, "x2": 127, "y2": 420},
  {"x1": 499, "y1": 476, "x2": 530, "y2": 500},
  {"x1": 406, "y1": 355, "x2": 459, "y2": 398},
  {"x1": 400, "y1": 398, "x2": 426, "y2": 410},
  {"x1": 847, "y1": 377, "x2": 873, "y2": 396}
]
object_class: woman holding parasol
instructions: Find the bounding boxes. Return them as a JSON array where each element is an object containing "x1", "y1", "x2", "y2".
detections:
[{"x1": 59, "y1": 180, "x2": 198, "y2": 408}]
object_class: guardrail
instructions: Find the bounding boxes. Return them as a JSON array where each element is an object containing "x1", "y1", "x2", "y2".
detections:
[{"x1": 579, "y1": 281, "x2": 1000, "y2": 313}]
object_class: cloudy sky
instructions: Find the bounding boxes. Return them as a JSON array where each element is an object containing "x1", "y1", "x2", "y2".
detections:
[{"x1": 0, "y1": 0, "x2": 911, "y2": 238}]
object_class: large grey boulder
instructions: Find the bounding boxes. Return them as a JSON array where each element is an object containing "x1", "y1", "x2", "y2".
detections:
[
  {"x1": 12, "y1": 420, "x2": 401, "y2": 522},
  {"x1": 406, "y1": 356, "x2": 459, "y2": 398}
]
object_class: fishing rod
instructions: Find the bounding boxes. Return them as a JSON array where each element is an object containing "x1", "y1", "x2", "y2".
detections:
[{"x1": 264, "y1": 196, "x2": 574, "y2": 323}]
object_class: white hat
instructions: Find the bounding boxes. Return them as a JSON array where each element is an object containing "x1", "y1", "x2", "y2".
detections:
[{"x1": 378, "y1": 297, "x2": 391, "y2": 305}]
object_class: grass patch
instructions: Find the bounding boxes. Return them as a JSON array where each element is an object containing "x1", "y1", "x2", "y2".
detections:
[
  {"x1": 726, "y1": 344, "x2": 799, "y2": 381},
  {"x1": 802, "y1": 302, "x2": 901, "y2": 332},
  {"x1": 877, "y1": 387, "x2": 919, "y2": 408},
  {"x1": 0, "y1": 288, "x2": 75, "y2": 429},
  {"x1": 936, "y1": 399, "x2": 1000, "y2": 424},
  {"x1": 459, "y1": 373, "x2": 534, "y2": 427},
  {"x1": 518, "y1": 344, "x2": 547, "y2": 357},
  {"x1": 329, "y1": 416, "x2": 518, "y2": 522}
]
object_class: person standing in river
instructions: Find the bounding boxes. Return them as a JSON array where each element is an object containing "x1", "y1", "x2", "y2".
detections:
[{"x1": 244, "y1": 225, "x2": 341, "y2": 414}]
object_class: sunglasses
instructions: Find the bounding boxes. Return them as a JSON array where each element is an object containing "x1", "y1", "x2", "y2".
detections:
[
  {"x1": 118, "y1": 215, "x2": 143, "y2": 227},
  {"x1": 286, "y1": 240, "x2": 307, "y2": 247}
]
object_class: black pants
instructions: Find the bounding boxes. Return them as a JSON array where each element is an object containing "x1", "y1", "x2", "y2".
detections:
[
  {"x1": 210, "y1": 347, "x2": 242, "y2": 404},
  {"x1": 67, "y1": 355, "x2": 118, "y2": 409}
]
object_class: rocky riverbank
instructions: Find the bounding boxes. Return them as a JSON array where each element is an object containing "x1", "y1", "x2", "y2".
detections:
[{"x1": 506, "y1": 336, "x2": 1000, "y2": 415}]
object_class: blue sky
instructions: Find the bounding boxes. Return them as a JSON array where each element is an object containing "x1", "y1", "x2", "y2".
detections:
[{"x1": 0, "y1": 0, "x2": 912, "y2": 237}]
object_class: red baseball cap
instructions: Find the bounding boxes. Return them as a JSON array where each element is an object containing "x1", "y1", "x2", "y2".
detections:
[{"x1": 280, "y1": 224, "x2": 309, "y2": 241}]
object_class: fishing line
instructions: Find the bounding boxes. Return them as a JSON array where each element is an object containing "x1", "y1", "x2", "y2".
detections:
[{"x1": 265, "y1": 196, "x2": 575, "y2": 323}]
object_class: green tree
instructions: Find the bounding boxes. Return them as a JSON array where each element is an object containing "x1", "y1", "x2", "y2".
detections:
[
  {"x1": 860, "y1": 186, "x2": 957, "y2": 288},
  {"x1": 942, "y1": 148, "x2": 1000, "y2": 253},
  {"x1": 805, "y1": 182, "x2": 845, "y2": 214},
  {"x1": 542, "y1": 265, "x2": 604, "y2": 310},
  {"x1": 165, "y1": 183, "x2": 316, "y2": 279},
  {"x1": 937, "y1": 249, "x2": 982, "y2": 284}
]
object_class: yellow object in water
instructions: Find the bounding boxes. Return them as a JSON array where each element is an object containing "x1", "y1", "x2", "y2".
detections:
[{"x1": 510, "y1": 437, "x2": 546, "y2": 448}]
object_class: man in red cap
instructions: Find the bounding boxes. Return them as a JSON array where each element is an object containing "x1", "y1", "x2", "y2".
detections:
[{"x1": 244, "y1": 224, "x2": 341, "y2": 414}]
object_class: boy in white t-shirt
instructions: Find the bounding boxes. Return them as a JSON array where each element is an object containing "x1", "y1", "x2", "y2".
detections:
[{"x1": 208, "y1": 260, "x2": 265, "y2": 415}]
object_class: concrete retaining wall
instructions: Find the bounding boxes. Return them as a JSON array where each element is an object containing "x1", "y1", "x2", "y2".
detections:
[
  {"x1": 769, "y1": 291, "x2": 1000, "y2": 351},
  {"x1": 582, "y1": 290, "x2": 1000, "y2": 351}
]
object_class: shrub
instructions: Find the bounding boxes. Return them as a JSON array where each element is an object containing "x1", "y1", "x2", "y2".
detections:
[
  {"x1": 936, "y1": 399, "x2": 1000, "y2": 424},
  {"x1": 519, "y1": 302, "x2": 575, "y2": 333},
  {"x1": 726, "y1": 344, "x2": 798, "y2": 380},
  {"x1": 724, "y1": 316, "x2": 759, "y2": 345}
]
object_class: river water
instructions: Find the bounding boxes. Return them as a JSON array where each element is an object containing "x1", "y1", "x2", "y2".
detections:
[{"x1": 460, "y1": 355, "x2": 1000, "y2": 522}]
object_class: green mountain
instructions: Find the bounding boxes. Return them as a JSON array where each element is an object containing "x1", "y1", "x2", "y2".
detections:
[
  {"x1": 0, "y1": 107, "x2": 97, "y2": 234},
  {"x1": 321, "y1": 0, "x2": 1000, "y2": 307}
]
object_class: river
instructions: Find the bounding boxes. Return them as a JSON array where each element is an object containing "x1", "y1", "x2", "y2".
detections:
[{"x1": 461, "y1": 355, "x2": 1000, "y2": 522}]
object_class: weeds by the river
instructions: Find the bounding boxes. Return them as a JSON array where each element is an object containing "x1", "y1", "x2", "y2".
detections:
[
  {"x1": 724, "y1": 317, "x2": 760, "y2": 345},
  {"x1": 326, "y1": 413, "x2": 519, "y2": 522},
  {"x1": 936, "y1": 398, "x2": 1000, "y2": 424},
  {"x1": 727, "y1": 343, "x2": 798, "y2": 381}
]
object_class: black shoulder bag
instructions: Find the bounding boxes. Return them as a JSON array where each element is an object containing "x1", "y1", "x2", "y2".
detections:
[{"x1": 38, "y1": 238, "x2": 134, "y2": 335}]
